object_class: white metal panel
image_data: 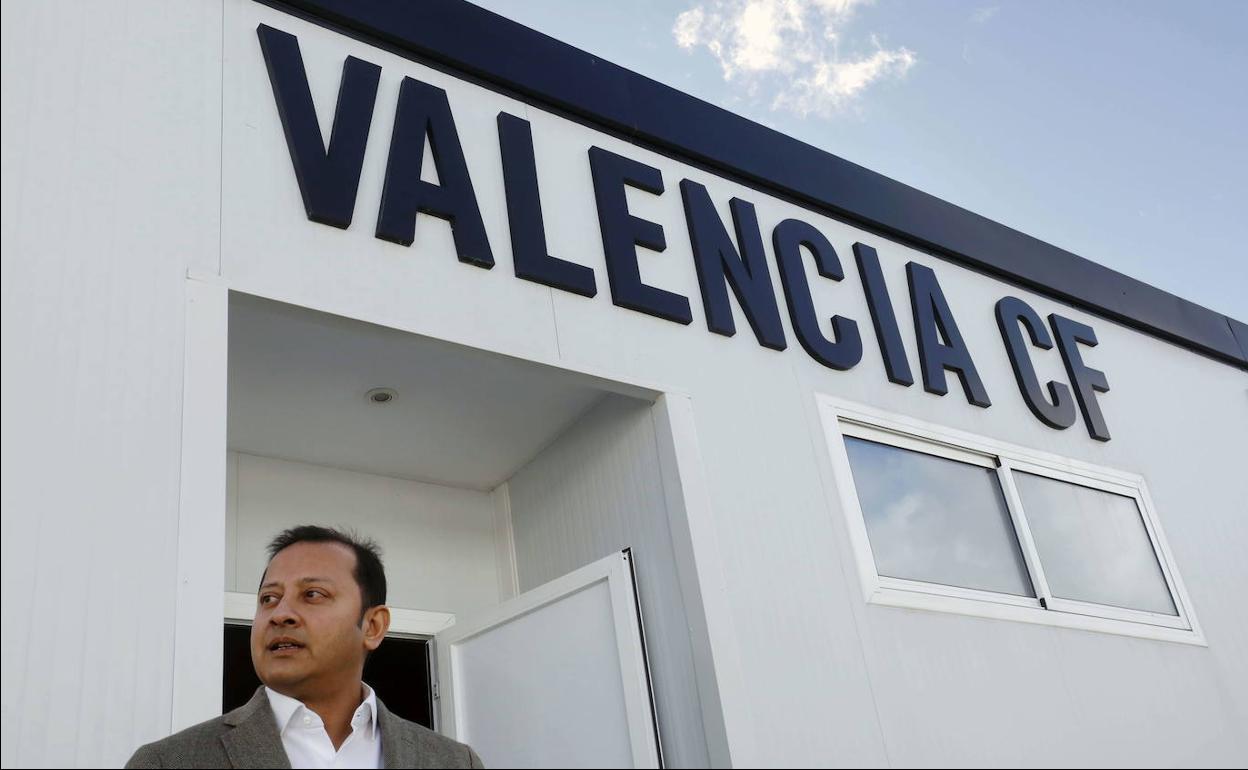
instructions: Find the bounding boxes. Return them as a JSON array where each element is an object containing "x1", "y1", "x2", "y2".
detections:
[
  {"x1": 172, "y1": 279, "x2": 230, "y2": 731},
  {"x1": 508, "y1": 395, "x2": 712, "y2": 767},
  {"x1": 1, "y1": 1, "x2": 222, "y2": 766},
  {"x1": 490, "y1": 483, "x2": 520, "y2": 601},
  {"x1": 436, "y1": 551, "x2": 660, "y2": 769},
  {"x1": 225, "y1": 451, "x2": 241, "y2": 604},
  {"x1": 649, "y1": 393, "x2": 755, "y2": 769}
]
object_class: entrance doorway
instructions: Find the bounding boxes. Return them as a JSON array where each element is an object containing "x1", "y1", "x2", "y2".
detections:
[
  {"x1": 222, "y1": 623, "x2": 435, "y2": 728},
  {"x1": 216, "y1": 291, "x2": 719, "y2": 766}
]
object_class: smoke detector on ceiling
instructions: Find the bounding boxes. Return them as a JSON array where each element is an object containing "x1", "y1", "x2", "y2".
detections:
[{"x1": 365, "y1": 387, "x2": 398, "y2": 405}]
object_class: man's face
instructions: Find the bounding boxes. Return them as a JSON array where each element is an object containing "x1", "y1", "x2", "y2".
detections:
[{"x1": 250, "y1": 541, "x2": 382, "y2": 700}]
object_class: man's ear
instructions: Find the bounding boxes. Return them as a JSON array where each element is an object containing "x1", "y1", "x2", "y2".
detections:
[{"x1": 363, "y1": 605, "x2": 391, "y2": 651}]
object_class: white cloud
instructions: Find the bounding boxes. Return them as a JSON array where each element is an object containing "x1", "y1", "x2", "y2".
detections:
[
  {"x1": 672, "y1": 0, "x2": 916, "y2": 117},
  {"x1": 774, "y1": 45, "x2": 915, "y2": 115},
  {"x1": 673, "y1": 7, "x2": 705, "y2": 48}
]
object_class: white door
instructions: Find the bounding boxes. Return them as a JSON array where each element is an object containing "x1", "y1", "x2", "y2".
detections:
[{"x1": 435, "y1": 549, "x2": 662, "y2": 769}]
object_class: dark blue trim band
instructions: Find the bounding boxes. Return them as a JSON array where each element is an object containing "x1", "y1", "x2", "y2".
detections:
[{"x1": 265, "y1": 0, "x2": 1247, "y2": 370}]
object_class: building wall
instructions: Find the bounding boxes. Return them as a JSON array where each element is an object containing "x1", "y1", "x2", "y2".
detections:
[
  {"x1": 0, "y1": 2, "x2": 222, "y2": 767},
  {"x1": 509, "y1": 395, "x2": 711, "y2": 768},
  {"x1": 213, "y1": 5, "x2": 1248, "y2": 766},
  {"x1": 3, "y1": 0, "x2": 1247, "y2": 767},
  {"x1": 226, "y1": 452, "x2": 504, "y2": 615}
]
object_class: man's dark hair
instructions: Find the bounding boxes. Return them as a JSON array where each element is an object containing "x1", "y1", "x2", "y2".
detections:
[{"x1": 264, "y1": 525, "x2": 387, "y2": 619}]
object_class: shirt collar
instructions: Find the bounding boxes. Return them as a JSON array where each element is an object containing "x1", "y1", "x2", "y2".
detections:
[
  {"x1": 264, "y1": 686, "x2": 304, "y2": 734},
  {"x1": 357, "y1": 683, "x2": 379, "y2": 740},
  {"x1": 265, "y1": 683, "x2": 380, "y2": 740}
]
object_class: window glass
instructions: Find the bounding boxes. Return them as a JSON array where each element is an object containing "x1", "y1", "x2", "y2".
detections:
[
  {"x1": 1013, "y1": 472, "x2": 1177, "y2": 615},
  {"x1": 844, "y1": 436, "x2": 1034, "y2": 597}
]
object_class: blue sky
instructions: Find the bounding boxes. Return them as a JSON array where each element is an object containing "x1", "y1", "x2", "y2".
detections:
[{"x1": 472, "y1": 0, "x2": 1246, "y2": 320}]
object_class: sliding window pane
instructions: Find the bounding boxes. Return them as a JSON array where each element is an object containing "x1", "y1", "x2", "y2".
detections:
[
  {"x1": 844, "y1": 436, "x2": 1034, "y2": 597},
  {"x1": 1013, "y1": 472, "x2": 1177, "y2": 615}
]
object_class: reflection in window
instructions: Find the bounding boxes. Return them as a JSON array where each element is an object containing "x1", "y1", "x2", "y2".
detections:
[
  {"x1": 844, "y1": 437, "x2": 1034, "y2": 597},
  {"x1": 1013, "y1": 472, "x2": 1177, "y2": 616}
]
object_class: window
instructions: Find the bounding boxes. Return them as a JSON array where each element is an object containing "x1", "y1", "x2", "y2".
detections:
[
  {"x1": 820, "y1": 396, "x2": 1202, "y2": 645},
  {"x1": 843, "y1": 436, "x2": 1034, "y2": 598},
  {"x1": 1012, "y1": 471, "x2": 1177, "y2": 617}
]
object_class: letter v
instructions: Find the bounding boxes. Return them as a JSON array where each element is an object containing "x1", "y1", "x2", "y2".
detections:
[{"x1": 257, "y1": 24, "x2": 381, "y2": 229}]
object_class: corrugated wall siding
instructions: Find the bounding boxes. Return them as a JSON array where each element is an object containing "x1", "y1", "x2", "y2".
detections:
[
  {"x1": 0, "y1": 2, "x2": 223, "y2": 767},
  {"x1": 509, "y1": 394, "x2": 712, "y2": 768}
]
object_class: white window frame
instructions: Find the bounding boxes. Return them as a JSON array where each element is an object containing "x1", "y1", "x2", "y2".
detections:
[{"x1": 819, "y1": 395, "x2": 1205, "y2": 646}]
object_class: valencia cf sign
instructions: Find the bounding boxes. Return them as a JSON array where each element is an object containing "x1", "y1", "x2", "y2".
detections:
[{"x1": 259, "y1": 24, "x2": 1113, "y2": 441}]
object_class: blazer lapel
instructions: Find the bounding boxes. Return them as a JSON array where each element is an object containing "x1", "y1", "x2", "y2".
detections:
[
  {"x1": 377, "y1": 699, "x2": 420, "y2": 769},
  {"x1": 221, "y1": 687, "x2": 292, "y2": 769}
]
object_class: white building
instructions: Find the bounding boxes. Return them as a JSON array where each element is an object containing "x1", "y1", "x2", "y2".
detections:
[{"x1": 3, "y1": 1, "x2": 1246, "y2": 767}]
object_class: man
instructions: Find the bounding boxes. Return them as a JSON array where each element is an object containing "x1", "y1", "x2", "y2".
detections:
[{"x1": 127, "y1": 525, "x2": 484, "y2": 769}]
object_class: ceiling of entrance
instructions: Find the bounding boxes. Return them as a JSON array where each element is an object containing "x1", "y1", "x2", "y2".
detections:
[{"x1": 227, "y1": 293, "x2": 608, "y2": 490}]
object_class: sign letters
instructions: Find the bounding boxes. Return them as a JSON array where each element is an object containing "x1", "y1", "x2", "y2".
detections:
[{"x1": 258, "y1": 24, "x2": 1113, "y2": 441}]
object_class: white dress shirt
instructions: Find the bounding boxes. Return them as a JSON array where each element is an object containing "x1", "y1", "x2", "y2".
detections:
[{"x1": 265, "y1": 684, "x2": 383, "y2": 769}]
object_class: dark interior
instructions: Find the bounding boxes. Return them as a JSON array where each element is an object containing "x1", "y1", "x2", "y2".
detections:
[{"x1": 223, "y1": 623, "x2": 434, "y2": 729}]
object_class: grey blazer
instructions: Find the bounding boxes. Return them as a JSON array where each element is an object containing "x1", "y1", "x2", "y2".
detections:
[{"x1": 125, "y1": 687, "x2": 484, "y2": 769}]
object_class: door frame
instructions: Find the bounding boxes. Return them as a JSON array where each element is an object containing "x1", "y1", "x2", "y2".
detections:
[{"x1": 173, "y1": 277, "x2": 750, "y2": 766}]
